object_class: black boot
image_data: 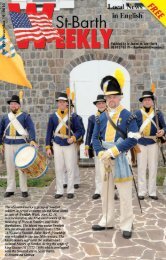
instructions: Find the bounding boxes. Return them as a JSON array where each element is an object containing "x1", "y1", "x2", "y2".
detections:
[
  {"x1": 4, "y1": 192, "x2": 14, "y2": 198},
  {"x1": 138, "y1": 196, "x2": 144, "y2": 200},
  {"x1": 67, "y1": 193, "x2": 74, "y2": 199},
  {"x1": 92, "y1": 194, "x2": 101, "y2": 200},
  {"x1": 22, "y1": 192, "x2": 29, "y2": 197},
  {"x1": 55, "y1": 194, "x2": 63, "y2": 199},
  {"x1": 92, "y1": 225, "x2": 114, "y2": 231},
  {"x1": 122, "y1": 230, "x2": 132, "y2": 239},
  {"x1": 149, "y1": 196, "x2": 158, "y2": 200}
]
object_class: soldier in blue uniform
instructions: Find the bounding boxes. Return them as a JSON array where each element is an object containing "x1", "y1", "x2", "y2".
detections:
[
  {"x1": 135, "y1": 91, "x2": 166, "y2": 200},
  {"x1": 0, "y1": 95, "x2": 37, "y2": 198},
  {"x1": 85, "y1": 94, "x2": 106, "y2": 199},
  {"x1": 46, "y1": 92, "x2": 83, "y2": 199},
  {"x1": 92, "y1": 73, "x2": 138, "y2": 239},
  {"x1": 63, "y1": 101, "x2": 85, "y2": 189}
]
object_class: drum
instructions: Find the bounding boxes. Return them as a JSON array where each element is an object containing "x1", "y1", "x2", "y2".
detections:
[{"x1": 14, "y1": 144, "x2": 48, "y2": 179}]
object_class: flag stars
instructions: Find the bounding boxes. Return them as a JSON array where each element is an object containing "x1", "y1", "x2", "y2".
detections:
[{"x1": 10, "y1": 12, "x2": 32, "y2": 28}]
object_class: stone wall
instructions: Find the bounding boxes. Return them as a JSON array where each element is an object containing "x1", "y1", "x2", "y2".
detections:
[{"x1": 1, "y1": 0, "x2": 166, "y2": 164}]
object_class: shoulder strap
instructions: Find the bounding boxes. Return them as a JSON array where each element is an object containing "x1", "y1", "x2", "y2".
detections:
[
  {"x1": 4, "y1": 112, "x2": 27, "y2": 138},
  {"x1": 105, "y1": 110, "x2": 127, "y2": 139},
  {"x1": 8, "y1": 112, "x2": 28, "y2": 136},
  {"x1": 140, "y1": 109, "x2": 156, "y2": 130}
]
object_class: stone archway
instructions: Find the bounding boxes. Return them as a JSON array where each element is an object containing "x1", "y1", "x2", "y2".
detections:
[{"x1": 62, "y1": 52, "x2": 132, "y2": 87}]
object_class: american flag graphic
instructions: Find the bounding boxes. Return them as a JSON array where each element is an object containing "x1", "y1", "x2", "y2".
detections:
[
  {"x1": 0, "y1": 35, "x2": 16, "y2": 57},
  {"x1": 9, "y1": 12, "x2": 60, "y2": 42}
]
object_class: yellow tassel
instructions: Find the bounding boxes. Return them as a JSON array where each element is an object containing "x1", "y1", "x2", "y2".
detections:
[
  {"x1": 151, "y1": 83, "x2": 156, "y2": 93},
  {"x1": 114, "y1": 69, "x2": 125, "y2": 89},
  {"x1": 19, "y1": 90, "x2": 24, "y2": 103},
  {"x1": 71, "y1": 92, "x2": 75, "y2": 101},
  {"x1": 66, "y1": 87, "x2": 70, "y2": 98}
]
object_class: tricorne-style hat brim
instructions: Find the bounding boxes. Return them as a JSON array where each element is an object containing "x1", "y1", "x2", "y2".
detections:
[
  {"x1": 93, "y1": 99, "x2": 106, "y2": 105},
  {"x1": 7, "y1": 100, "x2": 20, "y2": 104},
  {"x1": 139, "y1": 95, "x2": 154, "y2": 102}
]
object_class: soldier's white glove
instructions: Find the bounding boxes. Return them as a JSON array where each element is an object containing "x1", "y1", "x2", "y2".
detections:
[
  {"x1": 100, "y1": 149, "x2": 115, "y2": 161},
  {"x1": 98, "y1": 150, "x2": 114, "y2": 169}
]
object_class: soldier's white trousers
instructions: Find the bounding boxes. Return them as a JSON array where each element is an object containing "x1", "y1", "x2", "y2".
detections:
[
  {"x1": 137, "y1": 143, "x2": 159, "y2": 196},
  {"x1": 53, "y1": 142, "x2": 75, "y2": 194},
  {"x1": 94, "y1": 154, "x2": 101, "y2": 194},
  {"x1": 98, "y1": 160, "x2": 133, "y2": 232},
  {"x1": 63, "y1": 165, "x2": 80, "y2": 185},
  {"x1": 5, "y1": 144, "x2": 28, "y2": 192},
  {"x1": 63, "y1": 144, "x2": 80, "y2": 185}
]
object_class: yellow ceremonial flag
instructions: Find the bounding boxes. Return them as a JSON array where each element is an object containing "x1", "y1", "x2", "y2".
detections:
[
  {"x1": 140, "y1": 0, "x2": 166, "y2": 27},
  {"x1": 0, "y1": 24, "x2": 32, "y2": 88}
]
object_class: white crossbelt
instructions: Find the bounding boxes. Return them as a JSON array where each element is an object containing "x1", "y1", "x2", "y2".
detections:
[
  {"x1": 7, "y1": 112, "x2": 28, "y2": 136},
  {"x1": 54, "y1": 112, "x2": 73, "y2": 136},
  {"x1": 139, "y1": 109, "x2": 156, "y2": 134},
  {"x1": 54, "y1": 113, "x2": 68, "y2": 135}
]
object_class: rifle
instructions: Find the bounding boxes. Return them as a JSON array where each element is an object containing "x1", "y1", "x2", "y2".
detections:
[
  {"x1": 66, "y1": 88, "x2": 71, "y2": 138},
  {"x1": 129, "y1": 164, "x2": 142, "y2": 213},
  {"x1": 151, "y1": 83, "x2": 166, "y2": 165}
]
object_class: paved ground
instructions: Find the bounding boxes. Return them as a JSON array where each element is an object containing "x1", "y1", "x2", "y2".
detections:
[{"x1": 0, "y1": 167, "x2": 166, "y2": 260}]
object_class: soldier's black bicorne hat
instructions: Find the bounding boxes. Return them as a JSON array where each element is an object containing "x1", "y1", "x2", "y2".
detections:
[
  {"x1": 100, "y1": 75, "x2": 122, "y2": 95},
  {"x1": 139, "y1": 91, "x2": 154, "y2": 102},
  {"x1": 93, "y1": 94, "x2": 106, "y2": 105},
  {"x1": 56, "y1": 93, "x2": 68, "y2": 101},
  {"x1": 7, "y1": 95, "x2": 20, "y2": 105}
]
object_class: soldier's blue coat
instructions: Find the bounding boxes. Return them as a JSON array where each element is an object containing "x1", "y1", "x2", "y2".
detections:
[
  {"x1": 135, "y1": 109, "x2": 166, "y2": 145},
  {"x1": 46, "y1": 113, "x2": 83, "y2": 146},
  {"x1": 0, "y1": 112, "x2": 36, "y2": 145},
  {"x1": 85, "y1": 115, "x2": 95, "y2": 147},
  {"x1": 92, "y1": 109, "x2": 138, "y2": 155},
  {"x1": 73, "y1": 113, "x2": 85, "y2": 140}
]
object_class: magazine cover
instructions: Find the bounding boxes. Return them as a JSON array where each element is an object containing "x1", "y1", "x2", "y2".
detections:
[{"x1": 0, "y1": 0, "x2": 166, "y2": 259}]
